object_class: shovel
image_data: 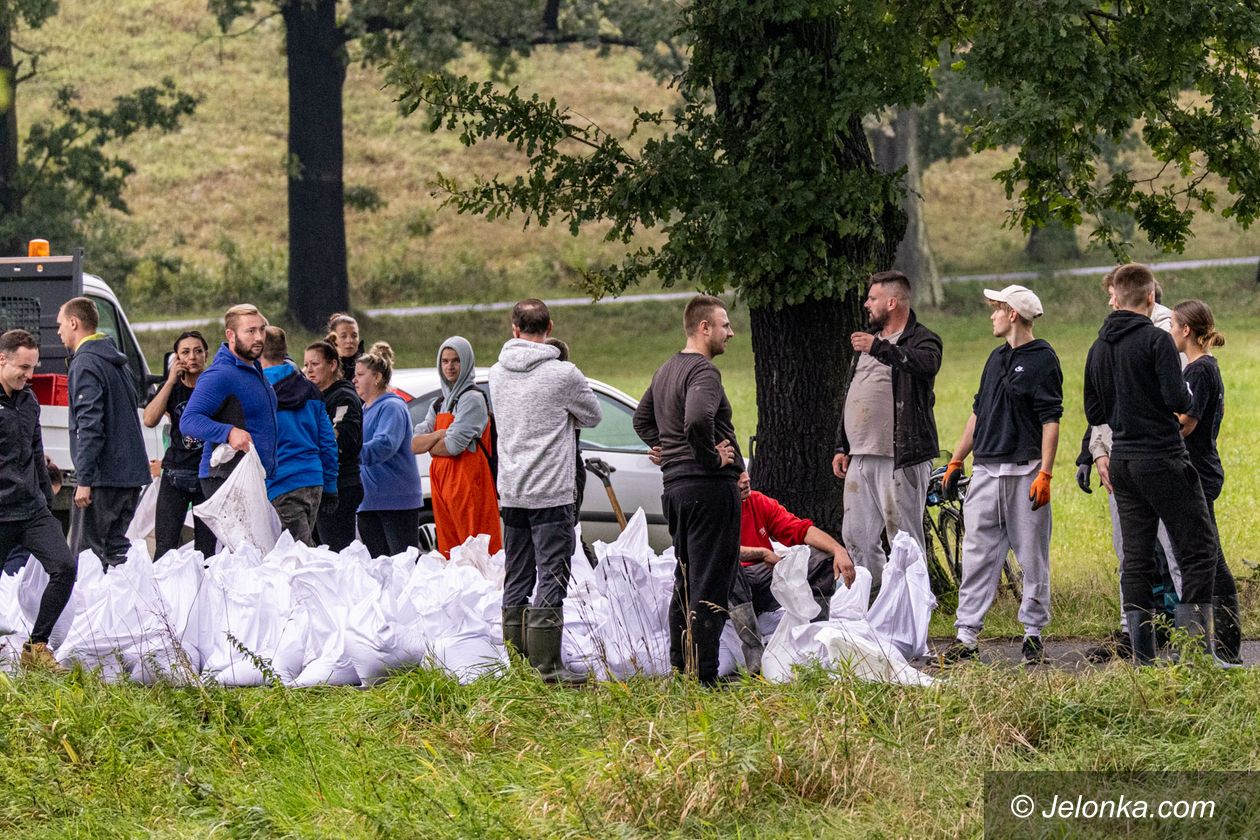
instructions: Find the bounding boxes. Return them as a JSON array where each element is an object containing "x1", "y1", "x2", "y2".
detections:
[{"x1": 583, "y1": 457, "x2": 627, "y2": 531}]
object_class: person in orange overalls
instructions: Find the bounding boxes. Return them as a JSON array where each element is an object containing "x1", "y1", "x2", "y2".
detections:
[{"x1": 412, "y1": 336, "x2": 502, "y2": 557}]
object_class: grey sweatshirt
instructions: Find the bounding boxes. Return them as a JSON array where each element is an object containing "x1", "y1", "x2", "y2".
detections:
[{"x1": 488, "y1": 338, "x2": 602, "y2": 509}]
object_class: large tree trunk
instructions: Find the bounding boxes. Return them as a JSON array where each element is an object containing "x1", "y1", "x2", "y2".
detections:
[
  {"x1": 0, "y1": 24, "x2": 22, "y2": 255},
  {"x1": 872, "y1": 109, "x2": 943, "y2": 307},
  {"x1": 283, "y1": 0, "x2": 350, "y2": 331}
]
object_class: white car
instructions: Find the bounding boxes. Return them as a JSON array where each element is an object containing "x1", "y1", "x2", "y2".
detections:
[{"x1": 390, "y1": 368, "x2": 670, "y2": 551}]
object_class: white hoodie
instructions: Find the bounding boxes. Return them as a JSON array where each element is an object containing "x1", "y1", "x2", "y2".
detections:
[{"x1": 488, "y1": 338, "x2": 602, "y2": 508}]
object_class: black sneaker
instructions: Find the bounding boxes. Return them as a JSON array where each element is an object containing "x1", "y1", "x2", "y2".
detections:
[
  {"x1": 1085, "y1": 630, "x2": 1133, "y2": 663},
  {"x1": 1022, "y1": 635, "x2": 1045, "y2": 664},
  {"x1": 941, "y1": 640, "x2": 979, "y2": 664}
]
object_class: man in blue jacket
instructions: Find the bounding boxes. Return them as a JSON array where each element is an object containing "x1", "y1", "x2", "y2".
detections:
[
  {"x1": 181, "y1": 304, "x2": 278, "y2": 503},
  {"x1": 57, "y1": 297, "x2": 150, "y2": 570},
  {"x1": 260, "y1": 327, "x2": 337, "y2": 545}
]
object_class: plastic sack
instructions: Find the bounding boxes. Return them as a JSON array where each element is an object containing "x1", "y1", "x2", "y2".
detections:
[
  {"x1": 193, "y1": 445, "x2": 281, "y2": 554},
  {"x1": 866, "y1": 530, "x2": 938, "y2": 660},
  {"x1": 125, "y1": 478, "x2": 161, "y2": 542}
]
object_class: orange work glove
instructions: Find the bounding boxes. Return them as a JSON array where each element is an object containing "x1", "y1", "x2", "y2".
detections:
[
  {"x1": 1029, "y1": 470, "x2": 1052, "y2": 511},
  {"x1": 942, "y1": 460, "x2": 965, "y2": 500}
]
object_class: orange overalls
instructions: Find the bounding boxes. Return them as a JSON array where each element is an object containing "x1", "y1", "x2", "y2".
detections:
[{"x1": 431, "y1": 408, "x2": 502, "y2": 557}]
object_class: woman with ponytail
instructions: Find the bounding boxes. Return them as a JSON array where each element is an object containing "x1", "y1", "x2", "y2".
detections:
[
  {"x1": 354, "y1": 342, "x2": 422, "y2": 558},
  {"x1": 1170, "y1": 299, "x2": 1240, "y2": 664},
  {"x1": 327, "y1": 313, "x2": 364, "y2": 383}
]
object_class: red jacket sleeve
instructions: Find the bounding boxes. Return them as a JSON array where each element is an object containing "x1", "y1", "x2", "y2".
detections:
[{"x1": 746, "y1": 491, "x2": 813, "y2": 548}]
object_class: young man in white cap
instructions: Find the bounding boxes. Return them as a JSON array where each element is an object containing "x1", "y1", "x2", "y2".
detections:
[{"x1": 942, "y1": 285, "x2": 1063, "y2": 664}]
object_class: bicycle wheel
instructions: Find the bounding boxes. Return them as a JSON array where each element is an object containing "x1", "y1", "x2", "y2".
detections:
[
  {"x1": 1002, "y1": 553, "x2": 1024, "y2": 600},
  {"x1": 937, "y1": 505, "x2": 965, "y2": 586},
  {"x1": 921, "y1": 508, "x2": 958, "y2": 597}
]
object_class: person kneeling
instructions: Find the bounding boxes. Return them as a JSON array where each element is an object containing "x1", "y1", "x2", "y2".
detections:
[{"x1": 728, "y1": 471, "x2": 855, "y2": 674}]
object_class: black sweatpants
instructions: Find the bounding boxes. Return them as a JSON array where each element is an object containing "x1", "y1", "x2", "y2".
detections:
[
  {"x1": 79, "y1": 485, "x2": 141, "y2": 570},
  {"x1": 315, "y1": 483, "x2": 363, "y2": 552},
  {"x1": 1206, "y1": 497, "x2": 1237, "y2": 599},
  {"x1": 357, "y1": 508, "x2": 420, "y2": 559},
  {"x1": 1112, "y1": 454, "x2": 1218, "y2": 610},
  {"x1": 0, "y1": 509, "x2": 78, "y2": 644},
  {"x1": 155, "y1": 470, "x2": 216, "y2": 559},
  {"x1": 663, "y1": 478, "x2": 741, "y2": 685},
  {"x1": 501, "y1": 504, "x2": 576, "y2": 610},
  {"x1": 730, "y1": 547, "x2": 837, "y2": 619}
]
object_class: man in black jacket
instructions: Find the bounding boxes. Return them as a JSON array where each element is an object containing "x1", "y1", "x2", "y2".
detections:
[
  {"x1": 57, "y1": 297, "x2": 151, "y2": 571},
  {"x1": 1083, "y1": 263, "x2": 1221, "y2": 664},
  {"x1": 0, "y1": 330, "x2": 77, "y2": 672},
  {"x1": 832, "y1": 271, "x2": 942, "y2": 590},
  {"x1": 943, "y1": 285, "x2": 1062, "y2": 664}
]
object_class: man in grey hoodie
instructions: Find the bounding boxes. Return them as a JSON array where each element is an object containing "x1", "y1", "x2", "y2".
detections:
[
  {"x1": 57, "y1": 297, "x2": 151, "y2": 570},
  {"x1": 489, "y1": 299, "x2": 601, "y2": 681}
]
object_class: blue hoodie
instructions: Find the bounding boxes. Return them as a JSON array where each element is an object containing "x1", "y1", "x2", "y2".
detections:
[
  {"x1": 263, "y1": 361, "x2": 338, "y2": 501},
  {"x1": 359, "y1": 392, "x2": 422, "y2": 512},
  {"x1": 67, "y1": 334, "x2": 150, "y2": 487},
  {"x1": 181, "y1": 343, "x2": 279, "y2": 480}
]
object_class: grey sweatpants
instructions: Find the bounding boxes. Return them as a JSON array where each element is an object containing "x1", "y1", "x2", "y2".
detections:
[
  {"x1": 272, "y1": 486, "x2": 323, "y2": 546},
  {"x1": 1107, "y1": 492, "x2": 1181, "y2": 632},
  {"x1": 955, "y1": 464, "x2": 1051, "y2": 640},
  {"x1": 841, "y1": 454, "x2": 930, "y2": 589}
]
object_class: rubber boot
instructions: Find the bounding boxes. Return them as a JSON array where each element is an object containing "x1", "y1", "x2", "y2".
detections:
[
  {"x1": 1174, "y1": 602, "x2": 1212, "y2": 660},
  {"x1": 1125, "y1": 610, "x2": 1156, "y2": 666},
  {"x1": 728, "y1": 602, "x2": 764, "y2": 675},
  {"x1": 1213, "y1": 594, "x2": 1243, "y2": 666},
  {"x1": 502, "y1": 605, "x2": 526, "y2": 659},
  {"x1": 525, "y1": 607, "x2": 585, "y2": 684}
]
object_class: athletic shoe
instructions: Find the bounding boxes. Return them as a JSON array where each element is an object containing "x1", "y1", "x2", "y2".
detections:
[
  {"x1": 1085, "y1": 630, "x2": 1133, "y2": 663},
  {"x1": 20, "y1": 642, "x2": 67, "y2": 674},
  {"x1": 1022, "y1": 635, "x2": 1045, "y2": 664},
  {"x1": 941, "y1": 640, "x2": 979, "y2": 664}
]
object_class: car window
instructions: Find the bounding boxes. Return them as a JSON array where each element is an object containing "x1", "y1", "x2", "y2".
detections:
[{"x1": 581, "y1": 392, "x2": 649, "y2": 452}]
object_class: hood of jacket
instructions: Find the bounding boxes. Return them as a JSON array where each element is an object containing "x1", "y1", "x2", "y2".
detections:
[
  {"x1": 73, "y1": 334, "x2": 128, "y2": 368},
  {"x1": 1098, "y1": 309, "x2": 1154, "y2": 344},
  {"x1": 497, "y1": 337, "x2": 559, "y2": 373},
  {"x1": 265, "y1": 361, "x2": 322, "y2": 410},
  {"x1": 437, "y1": 335, "x2": 477, "y2": 405}
]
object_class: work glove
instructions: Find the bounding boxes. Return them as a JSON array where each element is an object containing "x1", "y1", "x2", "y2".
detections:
[
  {"x1": 942, "y1": 460, "x2": 964, "y2": 500},
  {"x1": 320, "y1": 493, "x2": 339, "y2": 516},
  {"x1": 1029, "y1": 471, "x2": 1052, "y2": 511},
  {"x1": 1075, "y1": 463, "x2": 1092, "y2": 494}
]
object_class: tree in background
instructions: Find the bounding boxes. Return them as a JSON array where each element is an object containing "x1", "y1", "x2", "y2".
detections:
[
  {"x1": 393, "y1": 0, "x2": 1260, "y2": 532},
  {"x1": 209, "y1": 0, "x2": 681, "y2": 331},
  {"x1": 0, "y1": 1, "x2": 198, "y2": 257}
]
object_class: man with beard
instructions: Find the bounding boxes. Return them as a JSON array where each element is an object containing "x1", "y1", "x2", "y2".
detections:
[
  {"x1": 832, "y1": 271, "x2": 942, "y2": 591},
  {"x1": 634, "y1": 294, "x2": 744, "y2": 686},
  {"x1": 181, "y1": 304, "x2": 279, "y2": 501}
]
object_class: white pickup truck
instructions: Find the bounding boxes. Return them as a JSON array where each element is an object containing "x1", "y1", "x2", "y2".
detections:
[{"x1": 0, "y1": 248, "x2": 166, "y2": 528}]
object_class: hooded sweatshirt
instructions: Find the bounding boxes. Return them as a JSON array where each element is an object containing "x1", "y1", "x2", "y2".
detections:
[
  {"x1": 0, "y1": 384, "x2": 55, "y2": 521},
  {"x1": 359, "y1": 391, "x2": 423, "y2": 512},
  {"x1": 181, "y1": 343, "x2": 279, "y2": 480},
  {"x1": 67, "y1": 334, "x2": 150, "y2": 487},
  {"x1": 971, "y1": 338, "x2": 1063, "y2": 465},
  {"x1": 263, "y1": 361, "x2": 338, "y2": 501},
  {"x1": 321, "y1": 377, "x2": 362, "y2": 490},
  {"x1": 1084, "y1": 309, "x2": 1191, "y2": 460},
  {"x1": 415, "y1": 336, "x2": 489, "y2": 454},
  {"x1": 488, "y1": 338, "x2": 601, "y2": 509}
]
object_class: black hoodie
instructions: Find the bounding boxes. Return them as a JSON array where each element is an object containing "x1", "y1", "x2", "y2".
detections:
[
  {"x1": 1083, "y1": 309, "x2": 1191, "y2": 460},
  {"x1": 0, "y1": 385, "x2": 55, "y2": 521},
  {"x1": 971, "y1": 338, "x2": 1063, "y2": 465},
  {"x1": 68, "y1": 335, "x2": 150, "y2": 487},
  {"x1": 321, "y1": 377, "x2": 363, "y2": 489}
]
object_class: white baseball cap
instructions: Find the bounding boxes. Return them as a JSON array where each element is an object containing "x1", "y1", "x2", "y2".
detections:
[{"x1": 983, "y1": 285, "x2": 1044, "y2": 320}]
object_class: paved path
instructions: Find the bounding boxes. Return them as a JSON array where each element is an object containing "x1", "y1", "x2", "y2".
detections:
[
  {"x1": 130, "y1": 255, "x2": 1260, "y2": 333},
  {"x1": 915, "y1": 638, "x2": 1260, "y2": 673}
]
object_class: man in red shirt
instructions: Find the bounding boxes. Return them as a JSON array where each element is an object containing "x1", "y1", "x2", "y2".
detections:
[{"x1": 729, "y1": 471, "x2": 855, "y2": 672}]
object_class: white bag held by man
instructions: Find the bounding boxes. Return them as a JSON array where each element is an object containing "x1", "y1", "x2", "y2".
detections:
[
  {"x1": 866, "y1": 530, "x2": 937, "y2": 660},
  {"x1": 125, "y1": 477, "x2": 162, "y2": 543},
  {"x1": 193, "y1": 445, "x2": 281, "y2": 554}
]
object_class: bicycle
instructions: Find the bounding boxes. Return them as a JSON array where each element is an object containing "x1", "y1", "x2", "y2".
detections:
[{"x1": 922, "y1": 461, "x2": 1023, "y2": 602}]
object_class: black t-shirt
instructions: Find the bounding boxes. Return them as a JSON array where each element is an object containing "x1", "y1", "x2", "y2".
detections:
[
  {"x1": 161, "y1": 379, "x2": 205, "y2": 473},
  {"x1": 1183, "y1": 355, "x2": 1225, "y2": 500}
]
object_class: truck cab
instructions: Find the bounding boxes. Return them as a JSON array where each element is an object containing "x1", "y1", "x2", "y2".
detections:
[{"x1": 0, "y1": 246, "x2": 166, "y2": 518}]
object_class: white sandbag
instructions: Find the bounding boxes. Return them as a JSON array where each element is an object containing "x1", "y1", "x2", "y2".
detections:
[
  {"x1": 866, "y1": 531, "x2": 937, "y2": 660},
  {"x1": 428, "y1": 631, "x2": 505, "y2": 683},
  {"x1": 125, "y1": 477, "x2": 162, "y2": 542},
  {"x1": 761, "y1": 546, "x2": 820, "y2": 681},
  {"x1": 193, "y1": 445, "x2": 281, "y2": 554}
]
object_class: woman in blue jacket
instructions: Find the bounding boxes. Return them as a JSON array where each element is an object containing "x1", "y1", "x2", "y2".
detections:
[{"x1": 354, "y1": 342, "x2": 422, "y2": 558}]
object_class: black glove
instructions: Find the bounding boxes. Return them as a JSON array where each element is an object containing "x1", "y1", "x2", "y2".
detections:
[
  {"x1": 320, "y1": 493, "x2": 339, "y2": 516},
  {"x1": 1075, "y1": 463, "x2": 1092, "y2": 494}
]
